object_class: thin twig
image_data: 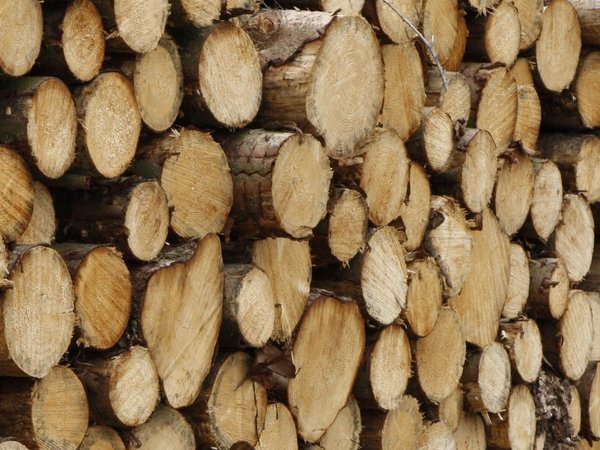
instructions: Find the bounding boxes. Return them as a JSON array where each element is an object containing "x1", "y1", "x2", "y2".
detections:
[{"x1": 381, "y1": 0, "x2": 449, "y2": 91}]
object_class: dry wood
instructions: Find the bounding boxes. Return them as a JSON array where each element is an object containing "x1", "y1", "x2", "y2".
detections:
[
  {"x1": 425, "y1": 70, "x2": 471, "y2": 124},
  {"x1": 529, "y1": 160, "x2": 563, "y2": 242},
  {"x1": 527, "y1": 257, "x2": 570, "y2": 319},
  {"x1": 128, "y1": 405, "x2": 195, "y2": 450},
  {"x1": 0, "y1": 0, "x2": 42, "y2": 76},
  {"x1": 310, "y1": 396, "x2": 361, "y2": 450},
  {"x1": 399, "y1": 162, "x2": 431, "y2": 252},
  {"x1": 488, "y1": 384, "x2": 536, "y2": 449},
  {"x1": 500, "y1": 319, "x2": 543, "y2": 383},
  {"x1": 587, "y1": 292, "x2": 600, "y2": 362},
  {"x1": 256, "y1": 403, "x2": 297, "y2": 450},
  {"x1": 79, "y1": 426, "x2": 125, "y2": 450},
  {"x1": 419, "y1": 421, "x2": 456, "y2": 450},
  {"x1": 468, "y1": 0, "x2": 500, "y2": 13},
  {"x1": 0, "y1": 240, "x2": 8, "y2": 290},
  {"x1": 559, "y1": 290, "x2": 594, "y2": 381},
  {"x1": 221, "y1": 264, "x2": 274, "y2": 348},
  {"x1": 416, "y1": 307, "x2": 466, "y2": 403},
  {"x1": 133, "y1": 35, "x2": 183, "y2": 132},
  {"x1": 420, "y1": 107, "x2": 456, "y2": 173},
  {"x1": 513, "y1": 84, "x2": 541, "y2": 155},
  {"x1": 512, "y1": 0, "x2": 543, "y2": 50},
  {"x1": 494, "y1": 151, "x2": 535, "y2": 236},
  {"x1": 535, "y1": 0, "x2": 581, "y2": 92},
  {"x1": 247, "y1": 11, "x2": 384, "y2": 159},
  {"x1": 16, "y1": 182, "x2": 55, "y2": 246},
  {"x1": 74, "y1": 72, "x2": 141, "y2": 179},
  {"x1": 569, "y1": 384, "x2": 582, "y2": 437},
  {"x1": 579, "y1": 363, "x2": 600, "y2": 439},
  {"x1": 439, "y1": 388, "x2": 463, "y2": 431},
  {"x1": 443, "y1": 10, "x2": 468, "y2": 72},
  {"x1": 360, "y1": 226, "x2": 408, "y2": 325},
  {"x1": 171, "y1": 0, "x2": 259, "y2": 27},
  {"x1": 453, "y1": 413, "x2": 486, "y2": 450},
  {"x1": 135, "y1": 235, "x2": 223, "y2": 408},
  {"x1": 76, "y1": 345, "x2": 159, "y2": 427},
  {"x1": 328, "y1": 188, "x2": 368, "y2": 264},
  {"x1": 511, "y1": 58, "x2": 534, "y2": 86},
  {"x1": 221, "y1": 129, "x2": 331, "y2": 239},
  {"x1": 0, "y1": 246, "x2": 75, "y2": 378},
  {"x1": 0, "y1": 366, "x2": 88, "y2": 450},
  {"x1": 133, "y1": 129, "x2": 232, "y2": 239},
  {"x1": 252, "y1": 237, "x2": 311, "y2": 342},
  {"x1": 405, "y1": 257, "x2": 443, "y2": 337},
  {"x1": 56, "y1": 244, "x2": 131, "y2": 350},
  {"x1": 0, "y1": 442, "x2": 27, "y2": 450},
  {"x1": 379, "y1": 42, "x2": 425, "y2": 141},
  {"x1": 502, "y1": 243, "x2": 530, "y2": 319},
  {"x1": 422, "y1": 0, "x2": 459, "y2": 65},
  {"x1": 275, "y1": 0, "x2": 363, "y2": 14},
  {"x1": 372, "y1": 0, "x2": 421, "y2": 44},
  {"x1": 288, "y1": 296, "x2": 364, "y2": 442},
  {"x1": 449, "y1": 208, "x2": 510, "y2": 348},
  {"x1": 553, "y1": 194, "x2": 594, "y2": 282},
  {"x1": 570, "y1": 0, "x2": 600, "y2": 46},
  {"x1": 424, "y1": 196, "x2": 473, "y2": 297},
  {"x1": 0, "y1": 77, "x2": 77, "y2": 179},
  {"x1": 59, "y1": 179, "x2": 169, "y2": 261},
  {"x1": 183, "y1": 352, "x2": 267, "y2": 449}
]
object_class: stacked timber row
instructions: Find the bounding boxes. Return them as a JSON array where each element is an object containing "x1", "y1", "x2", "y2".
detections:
[{"x1": 2, "y1": 0, "x2": 600, "y2": 449}]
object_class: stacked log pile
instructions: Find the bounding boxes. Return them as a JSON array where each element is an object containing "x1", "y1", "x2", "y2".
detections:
[{"x1": 2, "y1": 0, "x2": 600, "y2": 449}]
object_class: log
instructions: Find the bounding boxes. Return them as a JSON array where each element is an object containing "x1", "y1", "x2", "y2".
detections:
[
  {"x1": 500, "y1": 319, "x2": 543, "y2": 383},
  {"x1": 587, "y1": 292, "x2": 600, "y2": 362},
  {"x1": 287, "y1": 296, "x2": 364, "y2": 442},
  {"x1": 494, "y1": 151, "x2": 535, "y2": 236},
  {"x1": 171, "y1": 0, "x2": 259, "y2": 27},
  {"x1": 538, "y1": 134, "x2": 600, "y2": 204},
  {"x1": 419, "y1": 421, "x2": 457, "y2": 450},
  {"x1": 379, "y1": 42, "x2": 425, "y2": 141},
  {"x1": 535, "y1": 0, "x2": 581, "y2": 93},
  {"x1": 0, "y1": 246, "x2": 75, "y2": 378},
  {"x1": 183, "y1": 352, "x2": 267, "y2": 449},
  {"x1": 56, "y1": 244, "x2": 131, "y2": 350},
  {"x1": 467, "y1": 0, "x2": 500, "y2": 13},
  {"x1": 221, "y1": 264, "x2": 275, "y2": 348},
  {"x1": 0, "y1": 442, "x2": 27, "y2": 450},
  {"x1": 0, "y1": 77, "x2": 77, "y2": 179},
  {"x1": 79, "y1": 426, "x2": 125, "y2": 450},
  {"x1": 274, "y1": 0, "x2": 363, "y2": 13},
  {"x1": 425, "y1": 70, "x2": 471, "y2": 124},
  {"x1": 422, "y1": 0, "x2": 459, "y2": 65},
  {"x1": 416, "y1": 307, "x2": 466, "y2": 403},
  {"x1": 527, "y1": 257, "x2": 570, "y2": 320},
  {"x1": 58, "y1": 179, "x2": 170, "y2": 261},
  {"x1": 128, "y1": 405, "x2": 195, "y2": 450},
  {"x1": 487, "y1": 384, "x2": 536, "y2": 449},
  {"x1": 132, "y1": 129, "x2": 233, "y2": 240},
  {"x1": 0, "y1": 366, "x2": 88, "y2": 450},
  {"x1": 570, "y1": 0, "x2": 600, "y2": 46},
  {"x1": 513, "y1": 84, "x2": 541, "y2": 155},
  {"x1": 528, "y1": 159, "x2": 563, "y2": 242},
  {"x1": 512, "y1": 0, "x2": 543, "y2": 50},
  {"x1": 372, "y1": 0, "x2": 422, "y2": 44},
  {"x1": 74, "y1": 72, "x2": 141, "y2": 178},
  {"x1": 133, "y1": 35, "x2": 183, "y2": 132},
  {"x1": 252, "y1": 237, "x2": 311, "y2": 342},
  {"x1": 92, "y1": 0, "x2": 169, "y2": 53},
  {"x1": 424, "y1": 196, "x2": 473, "y2": 298},
  {"x1": 0, "y1": 0, "x2": 43, "y2": 76},
  {"x1": 453, "y1": 413, "x2": 486, "y2": 450},
  {"x1": 309, "y1": 396, "x2": 361, "y2": 450},
  {"x1": 569, "y1": 384, "x2": 582, "y2": 437},
  {"x1": 559, "y1": 291, "x2": 594, "y2": 381},
  {"x1": 136, "y1": 235, "x2": 223, "y2": 408},
  {"x1": 255, "y1": 403, "x2": 297, "y2": 450},
  {"x1": 328, "y1": 188, "x2": 368, "y2": 264},
  {"x1": 75, "y1": 345, "x2": 159, "y2": 427},
  {"x1": 419, "y1": 107, "x2": 456, "y2": 173},
  {"x1": 15, "y1": 181, "x2": 55, "y2": 246},
  {"x1": 220, "y1": 129, "x2": 331, "y2": 239},
  {"x1": 502, "y1": 243, "x2": 530, "y2": 319},
  {"x1": 439, "y1": 388, "x2": 463, "y2": 431},
  {"x1": 405, "y1": 257, "x2": 443, "y2": 337},
  {"x1": 443, "y1": 10, "x2": 468, "y2": 72},
  {"x1": 247, "y1": 11, "x2": 384, "y2": 159},
  {"x1": 399, "y1": 162, "x2": 430, "y2": 252},
  {"x1": 448, "y1": 208, "x2": 510, "y2": 348},
  {"x1": 511, "y1": 57, "x2": 534, "y2": 86},
  {"x1": 579, "y1": 363, "x2": 600, "y2": 439},
  {"x1": 180, "y1": 22, "x2": 262, "y2": 129}
]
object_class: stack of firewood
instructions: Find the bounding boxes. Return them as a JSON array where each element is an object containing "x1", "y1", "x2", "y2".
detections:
[{"x1": 1, "y1": 0, "x2": 600, "y2": 448}]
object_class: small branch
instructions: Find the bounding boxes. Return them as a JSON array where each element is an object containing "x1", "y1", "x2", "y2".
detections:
[{"x1": 381, "y1": 0, "x2": 449, "y2": 91}]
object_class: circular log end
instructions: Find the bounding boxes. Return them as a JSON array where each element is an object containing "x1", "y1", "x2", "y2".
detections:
[
  {"x1": 507, "y1": 384, "x2": 536, "y2": 450},
  {"x1": 420, "y1": 422, "x2": 456, "y2": 449},
  {"x1": 406, "y1": 258, "x2": 443, "y2": 337},
  {"x1": 568, "y1": 384, "x2": 582, "y2": 436},
  {"x1": 0, "y1": 146, "x2": 34, "y2": 242},
  {"x1": 454, "y1": 413, "x2": 486, "y2": 449},
  {"x1": 79, "y1": 426, "x2": 125, "y2": 450},
  {"x1": 255, "y1": 403, "x2": 297, "y2": 450},
  {"x1": 513, "y1": 0, "x2": 543, "y2": 50},
  {"x1": 381, "y1": 395, "x2": 423, "y2": 448},
  {"x1": 575, "y1": 136, "x2": 600, "y2": 203},
  {"x1": 461, "y1": 129, "x2": 496, "y2": 213},
  {"x1": 576, "y1": 52, "x2": 600, "y2": 129},
  {"x1": 560, "y1": 290, "x2": 593, "y2": 381},
  {"x1": 495, "y1": 152, "x2": 534, "y2": 236},
  {"x1": 485, "y1": 1, "x2": 520, "y2": 66},
  {"x1": 422, "y1": 0, "x2": 459, "y2": 64},
  {"x1": 479, "y1": 342, "x2": 511, "y2": 413},
  {"x1": 399, "y1": 162, "x2": 431, "y2": 252},
  {"x1": 439, "y1": 388, "x2": 463, "y2": 431},
  {"x1": 512, "y1": 319, "x2": 543, "y2": 383},
  {"x1": 375, "y1": 0, "x2": 421, "y2": 44},
  {"x1": 114, "y1": 0, "x2": 169, "y2": 53},
  {"x1": 179, "y1": 0, "x2": 221, "y2": 27},
  {"x1": 440, "y1": 72, "x2": 471, "y2": 124},
  {"x1": 235, "y1": 267, "x2": 275, "y2": 348},
  {"x1": 502, "y1": 243, "x2": 530, "y2": 319},
  {"x1": 424, "y1": 107, "x2": 455, "y2": 172},
  {"x1": 0, "y1": 0, "x2": 42, "y2": 76},
  {"x1": 317, "y1": 396, "x2": 361, "y2": 450},
  {"x1": 130, "y1": 405, "x2": 195, "y2": 449},
  {"x1": 514, "y1": 84, "x2": 541, "y2": 155},
  {"x1": 328, "y1": 188, "x2": 368, "y2": 264},
  {"x1": 531, "y1": 160, "x2": 562, "y2": 242},
  {"x1": 16, "y1": 181, "x2": 56, "y2": 246}
]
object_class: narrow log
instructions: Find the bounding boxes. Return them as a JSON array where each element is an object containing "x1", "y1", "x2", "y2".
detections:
[
  {"x1": 439, "y1": 388, "x2": 463, "y2": 431},
  {"x1": 310, "y1": 396, "x2": 361, "y2": 450},
  {"x1": 171, "y1": 0, "x2": 259, "y2": 27},
  {"x1": 425, "y1": 70, "x2": 471, "y2": 124},
  {"x1": 252, "y1": 237, "x2": 311, "y2": 342},
  {"x1": 502, "y1": 243, "x2": 530, "y2": 319},
  {"x1": 132, "y1": 129, "x2": 233, "y2": 240},
  {"x1": 56, "y1": 244, "x2": 131, "y2": 350},
  {"x1": 328, "y1": 188, "x2": 368, "y2": 264},
  {"x1": 570, "y1": 0, "x2": 600, "y2": 46},
  {"x1": 373, "y1": 0, "x2": 422, "y2": 44},
  {"x1": 512, "y1": 0, "x2": 543, "y2": 50},
  {"x1": 443, "y1": 10, "x2": 468, "y2": 72},
  {"x1": 487, "y1": 384, "x2": 536, "y2": 449},
  {"x1": 405, "y1": 257, "x2": 443, "y2": 337},
  {"x1": 0, "y1": 77, "x2": 77, "y2": 179},
  {"x1": 287, "y1": 296, "x2": 364, "y2": 442},
  {"x1": 418, "y1": 107, "x2": 456, "y2": 173},
  {"x1": 535, "y1": 0, "x2": 581, "y2": 92},
  {"x1": 511, "y1": 57, "x2": 535, "y2": 86},
  {"x1": 560, "y1": 291, "x2": 594, "y2": 381},
  {"x1": 128, "y1": 405, "x2": 195, "y2": 450},
  {"x1": 513, "y1": 84, "x2": 541, "y2": 154},
  {"x1": 380, "y1": 42, "x2": 425, "y2": 141},
  {"x1": 416, "y1": 307, "x2": 466, "y2": 403},
  {"x1": 449, "y1": 208, "x2": 510, "y2": 348},
  {"x1": 453, "y1": 413, "x2": 486, "y2": 450},
  {"x1": 221, "y1": 129, "x2": 331, "y2": 239},
  {"x1": 422, "y1": 0, "x2": 459, "y2": 65},
  {"x1": 0, "y1": 366, "x2": 88, "y2": 450},
  {"x1": 256, "y1": 403, "x2": 297, "y2": 450},
  {"x1": 274, "y1": 0, "x2": 363, "y2": 13},
  {"x1": 569, "y1": 384, "x2": 582, "y2": 437},
  {"x1": 468, "y1": 0, "x2": 500, "y2": 13},
  {"x1": 79, "y1": 426, "x2": 125, "y2": 450},
  {"x1": 419, "y1": 421, "x2": 456, "y2": 449},
  {"x1": 528, "y1": 159, "x2": 563, "y2": 242},
  {"x1": 16, "y1": 182, "x2": 55, "y2": 245},
  {"x1": 399, "y1": 162, "x2": 431, "y2": 252},
  {"x1": 579, "y1": 363, "x2": 600, "y2": 439},
  {"x1": 221, "y1": 264, "x2": 274, "y2": 349},
  {"x1": 527, "y1": 257, "x2": 569, "y2": 319},
  {"x1": 0, "y1": 0, "x2": 42, "y2": 76},
  {"x1": 500, "y1": 319, "x2": 543, "y2": 383},
  {"x1": 587, "y1": 292, "x2": 600, "y2": 362},
  {"x1": 0, "y1": 442, "x2": 27, "y2": 450}
]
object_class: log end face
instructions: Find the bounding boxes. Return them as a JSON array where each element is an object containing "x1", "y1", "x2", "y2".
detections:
[
  {"x1": 502, "y1": 243, "x2": 530, "y2": 319},
  {"x1": 512, "y1": 320, "x2": 543, "y2": 384},
  {"x1": 406, "y1": 258, "x2": 443, "y2": 337},
  {"x1": 485, "y1": 1, "x2": 521, "y2": 66},
  {"x1": 461, "y1": 129, "x2": 496, "y2": 213},
  {"x1": 79, "y1": 426, "x2": 126, "y2": 450},
  {"x1": 424, "y1": 108, "x2": 455, "y2": 173},
  {"x1": 495, "y1": 152, "x2": 534, "y2": 236},
  {"x1": 381, "y1": 395, "x2": 423, "y2": 448},
  {"x1": 130, "y1": 405, "x2": 196, "y2": 449},
  {"x1": 575, "y1": 136, "x2": 600, "y2": 203},
  {"x1": 513, "y1": 84, "x2": 541, "y2": 155},
  {"x1": 0, "y1": 146, "x2": 34, "y2": 243},
  {"x1": 399, "y1": 162, "x2": 431, "y2": 252},
  {"x1": 235, "y1": 267, "x2": 275, "y2": 348},
  {"x1": 255, "y1": 403, "x2": 298, "y2": 450},
  {"x1": 560, "y1": 290, "x2": 594, "y2": 381},
  {"x1": 328, "y1": 189, "x2": 368, "y2": 264},
  {"x1": 113, "y1": 0, "x2": 169, "y2": 53},
  {"x1": 508, "y1": 384, "x2": 537, "y2": 450},
  {"x1": 531, "y1": 160, "x2": 562, "y2": 242},
  {"x1": 479, "y1": 342, "x2": 511, "y2": 413},
  {"x1": 576, "y1": 52, "x2": 600, "y2": 129},
  {"x1": 0, "y1": 0, "x2": 42, "y2": 76},
  {"x1": 16, "y1": 181, "x2": 56, "y2": 246}
]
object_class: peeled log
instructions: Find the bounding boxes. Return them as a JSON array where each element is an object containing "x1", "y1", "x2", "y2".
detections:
[
  {"x1": 288, "y1": 296, "x2": 365, "y2": 443},
  {"x1": 256, "y1": 403, "x2": 297, "y2": 450},
  {"x1": 221, "y1": 129, "x2": 331, "y2": 239},
  {"x1": 328, "y1": 188, "x2": 368, "y2": 264},
  {"x1": 128, "y1": 405, "x2": 195, "y2": 450},
  {"x1": 0, "y1": 77, "x2": 77, "y2": 178},
  {"x1": 529, "y1": 160, "x2": 563, "y2": 242},
  {"x1": 399, "y1": 162, "x2": 431, "y2": 252},
  {"x1": 16, "y1": 182, "x2": 55, "y2": 246},
  {"x1": 502, "y1": 243, "x2": 530, "y2": 319},
  {"x1": 0, "y1": 0, "x2": 42, "y2": 76},
  {"x1": 500, "y1": 319, "x2": 543, "y2": 383},
  {"x1": 405, "y1": 258, "x2": 443, "y2": 337},
  {"x1": 527, "y1": 257, "x2": 569, "y2": 319},
  {"x1": 0, "y1": 366, "x2": 88, "y2": 450},
  {"x1": 79, "y1": 427, "x2": 125, "y2": 450}
]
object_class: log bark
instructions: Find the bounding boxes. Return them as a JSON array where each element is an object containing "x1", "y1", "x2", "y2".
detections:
[
  {"x1": 256, "y1": 403, "x2": 297, "y2": 450},
  {"x1": 399, "y1": 162, "x2": 431, "y2": 252},
  {"x1": 487, "y1": 384, "x2": 536, "y2": 449},
  {"x1": 570, "y1": 0, "x2": 600, "y2": 46},
  {"x1": 502, "y1": 243, "x2": 530, "y2": 319},
  {"x1": 128, "y1": 405, "x2": 195, "y2": 450},
  {"x1": 220, "y1": 129, "x2": 331, "y2": 239},
  {"x1": 528, "y1": 159, "x2": 563, "y2": 242},
  {"x1": 287, "y1": 296, "x2": 365, "y2": 442},
  {"x1": 512, "y1": 0, "x2": 543, "y2": 50},
  {"x1": 15, "y1": 181, "x2": 55, "y2": 246},
  {"x1": 0, "y1": 77, "x2": 77, "y2": 179},
  {"x1": 79, "y1": 426, "x2": 125, "y2": 450},
  {"x1": 425, "y1": 70, "x2": 471, "y2": 124},
  {"x1": 535, "y1": 0, "x2": 581, "y2": 93},
  {"x1": 405, "y1": 257, "x2": 443, "y2": 337},
  {"x1": 0, "y1": 366, "x2": 88, "y2": 450},
  {"x1": 328, "y1": 188, "x2": 368, "y2": 264},
  {"x1": 132, "y1": 129, "x2": 233, "y2": 240},
  {"x1": 500, "y1": 319, "x2": 543, "y2": 383},
  {"x1": 180, "y1": 22, "x2": 262, "y2": 129},
  {"x1": 0, "y1": 0, "x2": 43, "y2": 76},
  {"x1": 527, "y1": 257, "x2": 570, "y2": 319},
  {"x1": 422, "y1": 0, "x2": 459, "y2": 65}
]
